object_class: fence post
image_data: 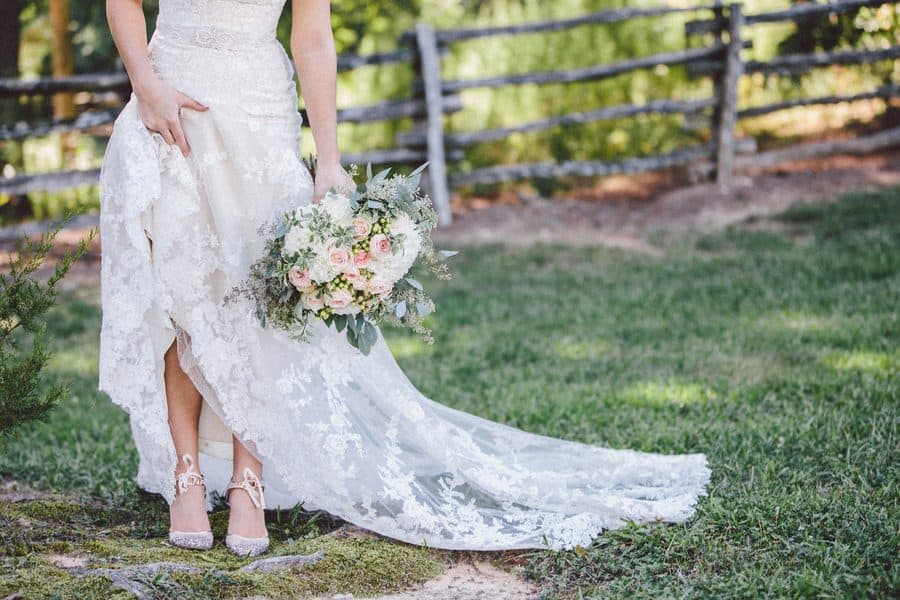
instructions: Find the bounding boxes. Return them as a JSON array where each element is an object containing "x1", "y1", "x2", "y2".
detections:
[
  {"x1": 715, "y1": 3, "x2": 744, "y2": 192},
  {"x1": 413, "y1": 22, "x2": 452, "y2": 226}
]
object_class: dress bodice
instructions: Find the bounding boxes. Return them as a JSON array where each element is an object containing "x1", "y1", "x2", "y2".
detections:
[
  {"x1": 157, "y1": 0, "x2": 287, "y2": 42},
  {"x1": 148, "y1": 0, "x2": 297, "y2": 112}
]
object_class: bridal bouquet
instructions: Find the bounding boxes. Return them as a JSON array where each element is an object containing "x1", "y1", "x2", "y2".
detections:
[{"x1": 230, "y1": 162, "x2": 456, "y2": 355}]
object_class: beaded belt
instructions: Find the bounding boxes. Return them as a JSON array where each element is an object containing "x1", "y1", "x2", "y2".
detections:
[{"x1": 154, "y1": 21, "x2": 276, "y2": 52}]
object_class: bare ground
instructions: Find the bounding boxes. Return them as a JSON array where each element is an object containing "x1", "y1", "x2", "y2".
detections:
[
  {"x1": 330, "y1": 560, "x2": 540, "y2": 600},
  {"x1": 434, "y1": 150, "x2": 900, "y2": 253}
]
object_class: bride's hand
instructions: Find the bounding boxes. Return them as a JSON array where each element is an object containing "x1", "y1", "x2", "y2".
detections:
[
  {"x1": 134, "y1": 75, "x2": 208, "y2": 157},
  {"x1": 314, "y1": 162, "x2": 354, "y2": 204}
]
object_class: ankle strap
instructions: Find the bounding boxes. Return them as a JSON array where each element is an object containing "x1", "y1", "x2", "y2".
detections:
[
  {"x1": 176, "y1": 453, "x2": 206, "y2": 495},
  {"x1": 227, "y1": 467, "x2": 266, "y2": 510}
]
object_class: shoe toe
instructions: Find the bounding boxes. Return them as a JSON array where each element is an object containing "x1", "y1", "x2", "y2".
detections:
[{"x1": 225, "y1": 533, "x2": 269, "y2": 557}]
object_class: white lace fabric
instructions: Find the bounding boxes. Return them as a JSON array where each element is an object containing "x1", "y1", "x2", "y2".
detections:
[{"x1": 98, "y1": 0, "x2": 712, "y2": 551}]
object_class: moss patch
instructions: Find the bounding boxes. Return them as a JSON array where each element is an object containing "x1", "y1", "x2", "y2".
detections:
[{"x1": 0, "y1": 498, "x2": 443, "y2": 599}]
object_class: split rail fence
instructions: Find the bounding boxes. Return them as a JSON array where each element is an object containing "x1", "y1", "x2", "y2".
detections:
[{"x1": 1, "y1": 0, "x2": 898, "y2": 228}]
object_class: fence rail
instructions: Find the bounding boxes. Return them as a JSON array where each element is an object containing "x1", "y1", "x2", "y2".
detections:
[{"x1": 2, "y1": 0, "x2": 899, "y2": 225}]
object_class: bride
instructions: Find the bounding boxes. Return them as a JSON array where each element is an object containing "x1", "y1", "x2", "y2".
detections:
[{"x1": 99, "y1": 0, "x2": 711, "y2": 557}]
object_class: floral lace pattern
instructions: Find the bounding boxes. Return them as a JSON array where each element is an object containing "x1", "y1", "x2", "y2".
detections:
[{"x1": 98, "y1": 0, "x2": 711, "y2": 551}]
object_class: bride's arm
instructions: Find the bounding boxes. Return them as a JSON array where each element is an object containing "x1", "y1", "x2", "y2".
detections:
[
  {"x1": 290, "y1": 0, "x2": 352, "y2": 201},
  {"x1": 106, "y1": 0, "x2": 207, "y2": 156}
]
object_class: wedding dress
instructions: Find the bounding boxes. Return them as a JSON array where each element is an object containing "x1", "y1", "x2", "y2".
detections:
[{"x1": 98, "y1": 0, "x2": 711, "y2": 551}]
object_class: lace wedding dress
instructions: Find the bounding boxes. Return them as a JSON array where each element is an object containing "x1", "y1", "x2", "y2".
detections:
[{"x1": 98, "y1": 0, "x2": 711, "y2": 551}]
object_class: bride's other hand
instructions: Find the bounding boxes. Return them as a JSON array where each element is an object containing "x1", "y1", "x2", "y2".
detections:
[
  {"x1": 107, "y1": 0, "x2": 206, "y2": 158},
  {"x1": 313, "y1": 162, "x2": 354, "y2": 204},
  {"x1": 134, "y1": 75, "x2": 208, "y2": 157}
]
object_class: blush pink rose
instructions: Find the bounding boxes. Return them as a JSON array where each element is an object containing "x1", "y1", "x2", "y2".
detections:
[
  {"x1": 328, "y1": 246, "x2": 351, "y2": 269},
  {"x1": 304, "y1": 292, "x2": 325, "y2": 311},
  {"x1": 326, "y1": 288, "x2": 353, "y2": 308},
  {"x1": 346, "y1": 270, "x2": 368, "y2": 291},
  {"x1": 351, "y1": 217, "x2": 372, "y2": 240},
  {"x1": 353, "y1": 250, "x2": 371, "y2": 268},
  {"x1": 366, "y1": 277, "x2": 392, "y2": 296},
  {"x1": 287, "y1": 266, "x2": 312, "y2": 291},
  {"x1": 370, "y1": 234, "x2": 392, "y2": 258}
]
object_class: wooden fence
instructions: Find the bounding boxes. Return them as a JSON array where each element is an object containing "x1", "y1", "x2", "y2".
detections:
[{"x1": 1, "y1": 0, "x2": 899, "y2": 227}]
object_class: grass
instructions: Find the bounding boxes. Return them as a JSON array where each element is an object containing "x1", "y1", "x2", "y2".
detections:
[{"x1": 1, "y1": 187, "x2": 898, "y2": 598}]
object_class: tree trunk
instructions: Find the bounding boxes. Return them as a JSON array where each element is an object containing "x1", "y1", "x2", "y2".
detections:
[
  {"x1": 49, "y1": 0, "x2": 76, "y2": 120},
  {"x1": 0, "y1": 0, "x2": 19, "y2": 78},
  {"x1": 0, "y1": 0, "x2": 21, "y2": 124}
]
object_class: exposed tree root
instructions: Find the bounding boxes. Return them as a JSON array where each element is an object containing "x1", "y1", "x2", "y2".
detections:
[{"x1": 61, "y1": 551, "x2": 326, "y2": 599}]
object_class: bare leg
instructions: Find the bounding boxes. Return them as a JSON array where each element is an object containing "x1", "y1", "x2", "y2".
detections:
[
  {"x1": 228, "y1": 436, "x2": 268, "y2": 537},
  {"x1": 164, "y1": 338, "x2": 211, "y2": 533}
]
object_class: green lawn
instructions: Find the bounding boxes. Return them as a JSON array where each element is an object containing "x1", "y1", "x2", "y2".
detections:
[{"x1": 2, "y1": 188, "x2": 898, "y2": 598}]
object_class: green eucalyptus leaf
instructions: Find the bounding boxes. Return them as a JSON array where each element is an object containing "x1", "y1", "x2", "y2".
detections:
[
  {"x1": 395, "y1": 301, "x2": 407, "y2": 318},
  {"x1": 405, "y1": 277, "x2": 423, "y2": 290},
  {"x1": 346, "y1": 327, "x2": 359, "y2": 349},
  {"x1": 359, "y1": 321, "x2": 377, "y2": 354}
]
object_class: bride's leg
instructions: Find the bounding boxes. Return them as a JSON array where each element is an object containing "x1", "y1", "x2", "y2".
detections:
[
  {"x1": 164, "y1": 339, "x2": 211, "y2": 533},
  {"x1": 228, "y1": 436, "x2": 268, "y2": 538}
]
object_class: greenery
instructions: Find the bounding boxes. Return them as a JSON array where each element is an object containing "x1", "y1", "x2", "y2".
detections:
[
  {"x1": 0, "y1": 218, "x2": 94, "y2": 439},
  {"x1": 0, "y1": 188, "x2": 898, "y2": 598},
  {"x1": 2, "y1": 1, "x2": 898, "y2": 223}
]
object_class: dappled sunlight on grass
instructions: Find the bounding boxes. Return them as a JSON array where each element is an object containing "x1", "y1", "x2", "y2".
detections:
[
  {"x1": 382, "y1": 334, "x2": 433, "y2": 359},
  {"x1": 47, "y1": 346, "x2": 99, "y2": 377},
  {"x1": 550, "y1": 336, "x2": 616, "y2": 361},
  {"x1": 617, "y1": 381, "x2": 718, "y2": 408},
  {"x1": 442, "y1": 324, "x2": 489, "y2": 353},
  {"x1": 753, "y1": 309, "x2": 851, "y2": 335},
  {"x1": 820, "y1": 350, "x2": 899, "y2": 377}
]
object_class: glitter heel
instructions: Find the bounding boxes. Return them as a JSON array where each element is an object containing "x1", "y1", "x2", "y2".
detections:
[
  {"x1": 225, "y1": 466, "x2": 269, "y2": 557},
  {"x1": 167, "y1": 453, "x2": 214, "y2": 551}
]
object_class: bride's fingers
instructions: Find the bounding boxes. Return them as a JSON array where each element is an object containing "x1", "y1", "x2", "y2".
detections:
[
  {"x1": 170, "y1": 120, "x2": 191, "y2": 157},
  {"x1": 177, "y1": 93, "x2": 209, "y2": 112},
  {"x1": 159, "y1": 128, "x2": 176, "y2": 146}
]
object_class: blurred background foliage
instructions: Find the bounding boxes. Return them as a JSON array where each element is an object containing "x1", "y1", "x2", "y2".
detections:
[{"x1": 0, "y1": 0, "x2": 898, "y2": 223}]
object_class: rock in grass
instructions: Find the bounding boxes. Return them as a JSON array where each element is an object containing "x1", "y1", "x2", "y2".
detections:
[{"x1": 238, "y1": 550, "x2": 326, "y2": 573}]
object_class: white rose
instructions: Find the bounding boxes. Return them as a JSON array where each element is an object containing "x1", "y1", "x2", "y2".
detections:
[
  {"x1": 388, "y1": 212, "x2": 417, "y2": 238},
  {"x1": 321, "y1": 191, "x2": 353, "y2": 222},
  {"x1": 387, "y1": 212, "x2": 421, "y2": 265},
  {"x1": 309, "y1": 258, "x2": 336, "y2": 283},
  {"x1": 282, "y1": 225, "x2": 311, "y2": 255}
]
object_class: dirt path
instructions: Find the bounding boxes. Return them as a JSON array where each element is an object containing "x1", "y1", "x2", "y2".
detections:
[
  {"x1": 433, "y1": 151, "x2": 900, "y2": 251},
  {"x1": 325, "y1": 561, "x2": 539, "y2": 600}
]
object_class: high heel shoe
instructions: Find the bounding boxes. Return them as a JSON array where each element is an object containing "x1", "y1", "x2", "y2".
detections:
[
  {"x1": 225, "y1": 466, "x2": 270, "y2": 556},
  {"x1": 167, "y1": 453, "x2": 214, "y2": 550}
]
